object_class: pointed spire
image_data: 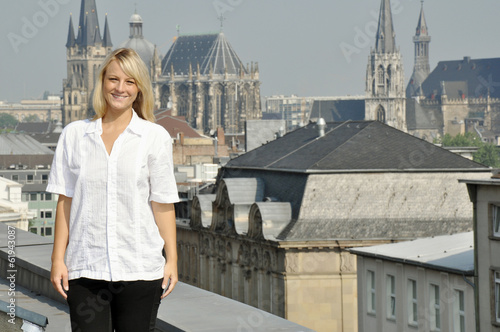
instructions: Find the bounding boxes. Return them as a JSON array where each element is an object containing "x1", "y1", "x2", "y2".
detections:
[
  {"x1": 415, "y1": 0, "x2": 428, "y2": 36},
  {"x1": 375, "y1": 0, "x2": 396, "y2": 53},
  {"x1": 66, "y1": 14, "x2": 76, "y2": 48},
  {"x1": 76, "y1": 0, "x2": 102, "y2": 47},
  {"x1": 103, "y1": 14, "x2": 112, "y2": 47}
]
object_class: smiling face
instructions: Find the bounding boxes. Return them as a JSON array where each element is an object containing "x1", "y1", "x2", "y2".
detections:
[{"x1": 102, "y1": 60, "x2": 139, "y2": 115}]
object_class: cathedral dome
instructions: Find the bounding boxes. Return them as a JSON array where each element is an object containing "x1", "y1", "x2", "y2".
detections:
[
  {"x1": 120, "y1": 38, "x2": 155, "y2": 67},
  {"x1": 119, "y1": 10, "x2": 155, "y2": 69}
]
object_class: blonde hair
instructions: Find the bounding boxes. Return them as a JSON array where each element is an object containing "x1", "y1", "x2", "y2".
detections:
[{"x1": 93, "y1": 48, "x2": 155, "y2": 122}]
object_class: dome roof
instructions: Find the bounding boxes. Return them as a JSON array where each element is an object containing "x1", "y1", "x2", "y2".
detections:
[
  {"x1": 129, "y1": 12, "x2": 143, "y2": 23},
  {"x1": 120, "y1": 38, "x2": 155, "y2": 68}
]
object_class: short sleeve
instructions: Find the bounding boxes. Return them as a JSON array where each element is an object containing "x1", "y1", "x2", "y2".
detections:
[
  {"x1": 148, "y1": 127, "x2": 180, "y2": 204},
  {"x1": 46, "y1": 127, "x2": 76, "y2": 197}
]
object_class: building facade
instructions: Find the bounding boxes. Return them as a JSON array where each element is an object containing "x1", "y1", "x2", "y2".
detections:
[
  {"x1": 264, "y1": 95, "x2": 313, "y2": 131},
  {"x1": 158, "y1": 32, "x2": 261, "y2": 134},
  {"x1": 351, "y1": 232, "x2": 475, "y2": 332},
  {"x1": 461, "y1": 177, "x2": 500, "y2": 331}
]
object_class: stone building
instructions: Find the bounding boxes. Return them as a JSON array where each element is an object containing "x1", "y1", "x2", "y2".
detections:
[
  {"x1": 179, "y1": 120, "x2": 490, "y2": 332},
  {"x1": 365, "y1": 0, "x2": 407, "y2": 132},
  {"x1": 404, "y1": 2, "x2": 500, "y2": 142},
  {"x1": 406, "y1": 1, "x2": 431, "y2": 98},
  {"x1": 158, "y1": 32, "x2": 261, "y2": 134},
  {"x1": 62, "y1": 0, "x2": 113, "y2": 125}
]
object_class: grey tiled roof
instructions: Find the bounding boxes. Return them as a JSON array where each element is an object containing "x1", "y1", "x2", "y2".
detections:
[
  {"x1": 225, "y1": 120, "x2": 488, "y2": 172},
  {"x1": 422, "y1": 57, "x2": 500, "y2": 99},
  {"x1": 161, "y1": 33, "x2": 246, "y2": 77}
]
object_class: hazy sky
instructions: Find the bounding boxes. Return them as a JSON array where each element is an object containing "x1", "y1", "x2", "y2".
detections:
[{"x1": 1, "y1": 0, "x2": 499, "y2": 103}]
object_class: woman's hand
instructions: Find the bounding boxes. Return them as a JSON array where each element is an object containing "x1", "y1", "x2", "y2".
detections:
[
  {"x1": 51, "y1": 259, "x2": 69, "y2": 299},
  {"x1": 161, "y1": 260, "x2": 178, "y2": 299}
]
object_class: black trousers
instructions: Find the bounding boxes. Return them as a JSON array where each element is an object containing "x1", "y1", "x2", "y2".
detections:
[{"x1": 67, "y1": 278, "x2": 163, "y2": 332}]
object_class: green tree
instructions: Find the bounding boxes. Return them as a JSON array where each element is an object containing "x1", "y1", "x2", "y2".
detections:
[
  {"x1": 439, "y1": 132, "x2": 482, "y2": 147},
  {"x1": 435, "y1": 132, "x2": 500, "y2": 167},
  {"x1": 0, "y1": 113, "x2": 18, "y2": 129},
  {"x1": 474, "y1": 144, "x2": 500, "y2": 168}
]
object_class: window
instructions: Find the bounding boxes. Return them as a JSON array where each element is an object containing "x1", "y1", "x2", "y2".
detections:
[
  {"x1": 40, "y1": 210, "x2": 53, "y2": 219},
  {"x1": 29, "y1": 228, "x2": 37, "y2": 234},
  {"x1": 493, "y1": 205, "x2": 500, "y2": 237},
  {"x1": 30, "y1": 193, "x2": 37, "y2": 201},
  {"x1": 408, "y1": 279, "x2": 418, "y2": 326},
  {"x1": 386, "y1": 275, "x2": 396, "y2": 320},
  {"x1": 42, "y1": 174, "x2": 48, "y2": 184},
  {"x1": 44, "y1": 227, "x2": 52, "y2": 236},
  {"x1": 367, "y1": 270, "x2": 376, "y2": 314},
  {"x1": 495, "y1": 271, "x2": 500, "y2": 323},
  {"x1": 453, "y1": 290, "x2": 465, "y2": 332},
  {"x1": 11, "y1": 175, "x2": 19, "y2": 181},
  {"x1": 45, "y1": 193, "x2": 52, "y2": 201},
  {"x1": 430, "y1": 284, "x2": 441, "y2": 331},
  {"x1": 27, "y1": 174, "x2": 34, "y2": 183}
]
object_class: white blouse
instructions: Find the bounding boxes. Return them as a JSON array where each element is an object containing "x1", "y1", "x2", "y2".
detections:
[{"x1": 47, "y1": 111, "x2": 179, "y2": 281}]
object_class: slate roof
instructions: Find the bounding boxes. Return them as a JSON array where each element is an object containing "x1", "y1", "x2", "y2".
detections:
[
  {"x1": 161, "y1": 33, "x2": 247, "y2": 77},
  {"x1": 421, "y1": 57, "x2": 500, "y2": 99},
  {"x1": 308, "y1": 99, "x2": 365, "y2": 123},
  {"x1": 350, "y1": 232, "x2": 474, "y2": 275},
  {"x1": 225, "y1": 120, "x2": 488, "y2": 172}
]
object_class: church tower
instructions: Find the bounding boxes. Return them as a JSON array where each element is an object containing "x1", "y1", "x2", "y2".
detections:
[
  {"x1": 406, "y1": 1, "x2": 431, "y2": 98},
  {"x1": 62, "y1": 0, "x2": 113, "y2": 125},
  {"x1": 365, "y1": 0, "x2": 406, "y2": 131}
]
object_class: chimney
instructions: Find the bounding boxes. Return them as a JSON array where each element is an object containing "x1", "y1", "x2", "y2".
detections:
[
  {"x1": 317, "y1": 118, "x2": 326, "y2": 137},
  {"x1": 217, "y1": 127, "x2": 225, "y2": 146}
]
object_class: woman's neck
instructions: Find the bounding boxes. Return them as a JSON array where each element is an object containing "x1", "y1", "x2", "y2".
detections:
[{"x1": 102, "y1": 108, "x2": 133, "y2": 126}]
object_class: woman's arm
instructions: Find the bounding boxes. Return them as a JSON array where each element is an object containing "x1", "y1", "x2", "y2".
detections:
[
  {"x1": 50, "y1": 194, "x2": 72, "y2": 299},
  {"x1": 151, "y1": 202, "x2": 178, "y2": 299}
]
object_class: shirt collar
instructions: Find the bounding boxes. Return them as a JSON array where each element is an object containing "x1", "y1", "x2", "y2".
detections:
[{"x1": 85, "y1": 109, "x2": 146, "y2": 136}]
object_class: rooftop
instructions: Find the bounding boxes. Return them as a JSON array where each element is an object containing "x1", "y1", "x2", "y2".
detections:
[
  {"x1": 225, "y1": 120, "x2": 489, "y2": 173},
  {"x1": 349, "y1": 232, "x2": 474, "y2": 275},
  {"x1": 161, "y1": 32, "x2": 247, "y2": 77},
  {"x1": 0, "y1": 224, "x2": 312, "y2": 331}
]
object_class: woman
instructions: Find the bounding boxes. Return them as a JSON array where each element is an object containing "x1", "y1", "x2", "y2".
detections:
[{"x1": 48, "y1": 48, "x2": 179, "y2": 332}]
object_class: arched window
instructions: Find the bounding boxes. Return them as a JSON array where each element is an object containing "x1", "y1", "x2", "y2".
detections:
[
  {"x1": 376, "y1": 105, "x2": 385, "y2": 123},
  {"x1": 377, "y1": 65, "x2": 384, "y2": 85}
]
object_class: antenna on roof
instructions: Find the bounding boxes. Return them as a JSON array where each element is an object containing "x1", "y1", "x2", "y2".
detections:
[
  {"x1": 218, "y1": 14, "x2": 226, "y2": 32},
  {"x1": 176, "y1": 24, "x2": 181, "y2": 36}
]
